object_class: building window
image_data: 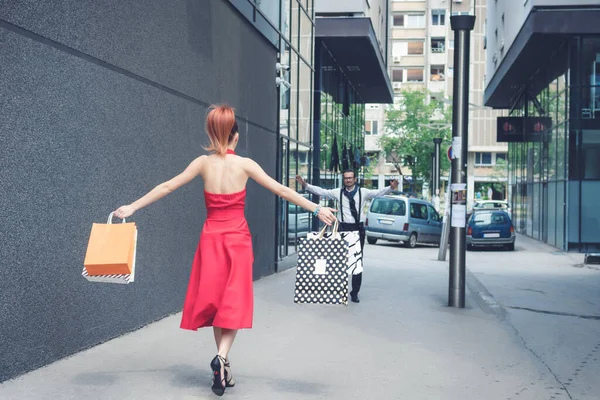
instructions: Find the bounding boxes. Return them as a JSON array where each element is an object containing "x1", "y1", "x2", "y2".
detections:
[
  {"x1": 431, "y1": 38, "x2": 445, "y2": 53},
  {"x1": 394, "y1": 13, "x2": 425, "y2": 28},
  {"x1": 475, "y1": 152, "x2": 493, "y2": 166},
  {"x1": 392, "y1": 68, "x2": 425, "y2": 83},
  {"x1": 496, "y1": 153, "x2": 507, "y2": 163},
  {"x1": 406, "y1": 14, "x2": 425, "y2": 28},
  {"x1": 407, "y1": 69, "x2": 424, "y2": 82},
  {"x1": 365, "y1": 120, "x2": 379, "y2": 135},
  {"x1": 291, "y1": 149, "x2": 309, "y2": 165},
  {"x1": 408, "y1": 41, "x2": 424, "y2": 55},
  {"x1": 393, "y1": 40, "x2": 424, "y2": 57},
  {"x1": 431, "y1": 9, "x2": 446, "y2": 26},
  {"x1": 393, "y1": 14, "x2": 404, "y2": 26},
  {"x1": 430, "y1": 65, "x2": 445, "y2": 81},
  {"x1": 392, "y1": 69, "x2": 404, "y2": 82}
]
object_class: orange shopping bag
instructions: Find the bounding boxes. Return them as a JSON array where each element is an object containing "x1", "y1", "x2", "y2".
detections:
[{"x1": 83, "y1": 213, "x2": 137, "y2": 280}]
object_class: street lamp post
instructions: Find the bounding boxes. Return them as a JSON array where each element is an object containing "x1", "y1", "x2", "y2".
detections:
[
  {"x1": 418, "y1": 123, "x2": 450, "y2": 201},
  {"x1": 448, "y1": 14, "x2": 476, "y2": 309},
  {"x1": 433, "y1": 138, "x2": 442, "y2": 198},
  {"x1": 430, "y1": 152, "x2": 435, "y2": 198}
]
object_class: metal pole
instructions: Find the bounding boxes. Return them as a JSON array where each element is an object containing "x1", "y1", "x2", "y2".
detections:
[
  {"x1": 448, "y1": 15, "x2": 475, "y2": 308},
  {"x1": 438, "y1": 166, "x2": 452, "y2": 261},
  {"x1": 311, "y1": 45, "x2": 322, "y2": 230},
  {"x1": 433, "y1": 138, "x2": 442, "y2": 198},
  {"x1": 430, "y1": 152, "x2": 435, "y2": 199}
]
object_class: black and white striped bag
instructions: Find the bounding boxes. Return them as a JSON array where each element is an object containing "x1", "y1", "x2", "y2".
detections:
[{"x1": 307, "y1": 230, "x2": 363, "y2": 276}]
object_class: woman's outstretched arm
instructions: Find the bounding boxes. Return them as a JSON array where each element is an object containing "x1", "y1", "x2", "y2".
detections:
[
  {"x1": 243, "y1": 158, "x2": 337, "y2": 225},
  {"x1": 114, "y1": 156, "x2": 206, "y2": 219}
]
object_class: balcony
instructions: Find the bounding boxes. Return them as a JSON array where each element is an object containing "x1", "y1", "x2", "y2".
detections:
[
  {"x1": 393, "y1": 29, "x2": 426, "y2": 40},
  {"x1": 428, "y1": 80, "x2": 445, "y2": 93},
  {"x1": 402, "y1": 81, "x2": 425, "y2": 90},
  {"x1": 315, "y1": 0, "x2": 366, "y2": 14},
  {"x1": 397, "y1": 55, "x2": 425, "y2": 67},
  {"x1": 430, "y1": 25, "x2": 447, "y2": 38},
  {"x1": 429, "y1": 51, "x2": 446, "y2": 65},
  {"x1": 392, "y1": 1, "x2": 426, "y2": 12}
]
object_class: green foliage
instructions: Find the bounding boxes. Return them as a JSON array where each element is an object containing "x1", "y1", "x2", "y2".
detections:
[
  {"x1": 379, "y1": 89, "x2": 452, "y2": 181},
  {"x1": 490, "y1": 157, "x2": 508, "y2": 181},
  {"x1": 362, "y1": 152, "x2": 380, "y2": 177}
]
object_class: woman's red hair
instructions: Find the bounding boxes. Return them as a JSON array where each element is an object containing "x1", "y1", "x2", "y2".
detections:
[{"x1": 204, "y1": 104, "x2": 238, "y2": 156}]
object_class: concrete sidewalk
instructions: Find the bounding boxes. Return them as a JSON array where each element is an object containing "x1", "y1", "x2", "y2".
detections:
[{"x1": 0, "y1": 243, "x2": 564, "y2": 399}]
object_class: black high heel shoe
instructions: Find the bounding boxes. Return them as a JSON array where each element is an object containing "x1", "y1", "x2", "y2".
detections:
[
  {"x1": 224, "y1": 359, "x2": 235, "y2": 388},
  {"x1": 210, "y1": 355, "x2": 226, "y2": 396}
]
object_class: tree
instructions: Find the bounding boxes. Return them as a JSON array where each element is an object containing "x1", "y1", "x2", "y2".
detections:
[
  {"x1": 379, "y1": 89, "x2": 452, "y2": 183},
  {"x1": 489, "y1": 157, "x2": 508, "y2": 200}
]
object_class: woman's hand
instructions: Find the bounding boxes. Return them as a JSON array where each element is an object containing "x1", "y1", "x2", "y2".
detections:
[
  {"x1": 114, "y1": 205, "x2": 136, "y2": 219},
  {"x1": 317, "y1": 207, "x2": 337, "y2": 226}
]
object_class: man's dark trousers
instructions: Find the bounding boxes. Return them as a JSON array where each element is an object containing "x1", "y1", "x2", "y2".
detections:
[{"x1": 339, "y1": 222, "x2": 365, "y2": 297}]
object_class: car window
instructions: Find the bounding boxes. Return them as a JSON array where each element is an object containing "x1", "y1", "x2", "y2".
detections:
[
  {"x1": 473, "y1": 212, "x2": 507, "y2": 225},
  {"x1": 410, "y1": 203, "x2": 428, "y2": 220},
  {"x1": 428, "y1": 206, "x2": 440, "y2": 222},
  {"x1": 478, "y1": 202, "x2": 507, "y2": 209},
  {"x1": 491, "y1": 213, "x2": 507, "y2": 223},
  {"x1": 371, "y1": 198, "x2": 406, "y2": 216}
]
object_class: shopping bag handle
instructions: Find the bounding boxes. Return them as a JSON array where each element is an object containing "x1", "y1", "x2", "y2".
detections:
[
  {"x1": 107, "y1": 212, "x2": 126, "y2": 224},
  {"x1": 317, "y1": 219, "x2": 339, "y2": 239}
]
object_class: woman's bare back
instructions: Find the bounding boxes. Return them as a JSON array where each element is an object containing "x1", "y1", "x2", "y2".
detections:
[{"x1": 201, "y1": 154, "x2": 249, "y2": 195}]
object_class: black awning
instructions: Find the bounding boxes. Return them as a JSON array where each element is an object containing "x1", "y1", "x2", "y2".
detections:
[
  {"x1": 316, "y1": 17, "x2": 393, "y2": 104},
  {"x1": 485, "y1": 7, "x2": 600, "y2": 109}
]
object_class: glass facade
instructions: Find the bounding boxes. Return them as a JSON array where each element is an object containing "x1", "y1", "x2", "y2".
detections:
[
  {"x1": 568, "y1": 36, "x2": 600, "y2": 252},
  {"x1": 317, "y1": 44, "x2": 366, "y2": 191},
  {"x1": 508, "y1": 36, "x2": 600, "y2": 252},
  {"x1": 277, "y1": 0, "x2": 315, "y2": 259},
  {"x1": 278, "y1": 33, "x2": 368, "y2": 259},
  {"x1": 227, "y1": 1, "x2": 315, "y2": 260}
]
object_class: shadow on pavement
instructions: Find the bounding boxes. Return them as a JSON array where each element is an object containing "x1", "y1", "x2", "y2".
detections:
[{"x1": 71, "y1": 364, "x2": 330, "y2": 396}]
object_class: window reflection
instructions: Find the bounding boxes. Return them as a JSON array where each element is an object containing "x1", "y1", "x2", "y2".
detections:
[
  {"x1": 508, "y1": 42, "x2": 569, "y2": 249},
  {"x1": 277, "y1": 0, "x2": 314, "y2": 258}
]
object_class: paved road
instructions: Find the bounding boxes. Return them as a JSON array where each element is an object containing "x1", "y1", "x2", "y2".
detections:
[
  {"x1": 466, "y1": 235, "x2": 600, "y2": 400},
  {"x1": 1, "y1": 235, "x2": 596, "y2": 399}
]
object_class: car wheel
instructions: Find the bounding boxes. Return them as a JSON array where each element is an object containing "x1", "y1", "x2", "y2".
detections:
[
  {"x1": 506, "y1": 243, "x2": 515, "y2": 251},
  {"x1": 367, "y1": 237, "x2": 378, "y2": 245},
  {"x1": 404, "y1": 233, "x2": 417, "y2": 248},
  {"x1": 467, "y1": 244, "x2": 473, "y2": 251}
]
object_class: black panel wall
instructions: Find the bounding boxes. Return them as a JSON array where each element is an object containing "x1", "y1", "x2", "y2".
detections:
[{"x1": 0, "y1": 0, "x2": 278, "y2": 382}]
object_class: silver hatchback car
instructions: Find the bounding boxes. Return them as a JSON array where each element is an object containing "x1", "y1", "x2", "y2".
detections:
[{"x1": 365, "y1": 195, "x2": 442, "y2": 248}]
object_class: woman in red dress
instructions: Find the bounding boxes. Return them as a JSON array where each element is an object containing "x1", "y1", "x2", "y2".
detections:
[{"x1": 114, "y1": 105, "x2": 336, "y2": 396}]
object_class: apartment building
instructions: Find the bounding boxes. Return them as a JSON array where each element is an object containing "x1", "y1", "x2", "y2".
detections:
[{"x1": 365, "y1": 0, "x2": 507, "y2": 206}]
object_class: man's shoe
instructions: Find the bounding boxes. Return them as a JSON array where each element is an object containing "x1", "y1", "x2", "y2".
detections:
[{"x1": 350, "y1": 293, "x2": 360, "y2": 303}]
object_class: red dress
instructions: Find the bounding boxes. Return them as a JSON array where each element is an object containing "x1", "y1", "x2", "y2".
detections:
[{"x1": 180, "y1": 187, "x2": 254, "y2": 330}]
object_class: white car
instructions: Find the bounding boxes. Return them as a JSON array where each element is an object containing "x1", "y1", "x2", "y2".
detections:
[{"x1": 471, "y1": 200, "x2": 512, "y2": 219}]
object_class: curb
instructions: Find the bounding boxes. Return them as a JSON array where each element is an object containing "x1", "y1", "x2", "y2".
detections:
[{"x1": 466, "y1": 268, "x2": 507, "y2": 319}]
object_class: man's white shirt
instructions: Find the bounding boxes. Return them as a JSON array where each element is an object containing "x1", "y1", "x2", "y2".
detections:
[{"x1": 305, "y1": 184, "x2": 393, "y2": 223}]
